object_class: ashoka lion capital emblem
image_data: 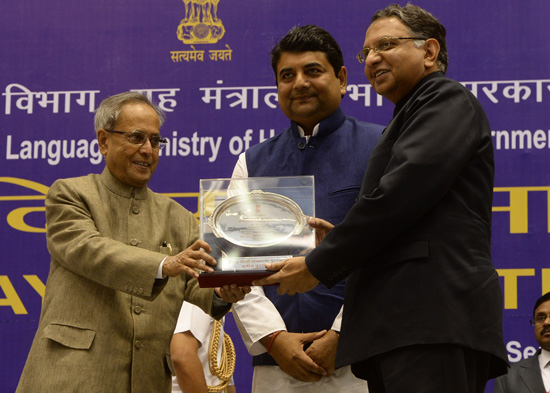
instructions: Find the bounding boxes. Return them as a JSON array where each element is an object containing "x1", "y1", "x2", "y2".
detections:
[{"x1": 177, "y1": 0, "x2": 225, "y2": 44}]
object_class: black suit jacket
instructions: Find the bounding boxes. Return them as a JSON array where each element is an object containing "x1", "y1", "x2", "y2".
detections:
[
  {"x1": 494, "y1": 350, "x2": 546, "y2": 393},
  {"x1": 306, "y1": 73, "x2": 508, "y2": 377}
]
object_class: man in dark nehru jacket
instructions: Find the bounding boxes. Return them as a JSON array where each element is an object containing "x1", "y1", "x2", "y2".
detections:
[
  {"x1": 494, "y1": 292, "x2": 550, "y2": 393},
  {"x1": 231, "y1": 25, "x2": 383, "y2": 392},
  {"x1": 254, "y1": 4, "x2": 509, "y2": 393}
]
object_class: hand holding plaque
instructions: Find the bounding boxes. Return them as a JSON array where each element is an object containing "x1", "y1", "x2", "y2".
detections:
[{"x1": 198, "y1": 176, "x2": 315, "y2": 287}]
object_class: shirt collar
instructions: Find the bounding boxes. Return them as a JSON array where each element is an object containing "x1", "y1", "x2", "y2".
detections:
[
  {"x1": 291, "y1": 107, "x2": 346, "y2": 140},
  {"x1": 297, "y1": 124, "x2": 320, "y2": 139},
  {"x1": 540, "y1": 348, "x2": 550, "y2": 368}
]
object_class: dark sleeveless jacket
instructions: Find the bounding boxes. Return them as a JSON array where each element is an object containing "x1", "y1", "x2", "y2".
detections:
[{"x1": 245, "y1": 107, "x2": 383, "y2": 366}]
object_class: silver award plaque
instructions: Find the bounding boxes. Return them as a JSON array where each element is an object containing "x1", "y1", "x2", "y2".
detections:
[
  {"x1": 208, "y1": 190, "x2": 308, "y2": 248},
  {"x1": 198, "y1": 176, "x2": 315, "y2": 287}
]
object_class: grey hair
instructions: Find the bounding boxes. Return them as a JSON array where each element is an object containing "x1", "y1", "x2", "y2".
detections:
[
  {"x1": 94, "y1": 91, "x2": 166, "y2": 132},
  {"x1": 372, "y1": 3, "x2": 448, "y2": 74}
]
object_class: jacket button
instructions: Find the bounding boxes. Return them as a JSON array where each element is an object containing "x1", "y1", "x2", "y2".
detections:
[
  {"x1": 135, "y1": 340, "x2": 142, "y2": 349},
  {"x1": 134, "y1": 306, "x2": 143, "y2": 314},
  {"x1": 298, "y1": 142, "x2": 306, "y2": 150},
  {"x1": 130, "y1": 239, "x2": 138, "y2": 246},
  {"x1": 132, "y1": 206, "x2": 140, "y2": 214}
]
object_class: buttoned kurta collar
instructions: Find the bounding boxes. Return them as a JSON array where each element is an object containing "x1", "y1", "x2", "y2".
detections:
[
  {"x1": 290, "y1": 106, "x2": 346, "y2": 140},
  {"x1": 100, "y1": 167, "x2": 149, "y2": 200}
]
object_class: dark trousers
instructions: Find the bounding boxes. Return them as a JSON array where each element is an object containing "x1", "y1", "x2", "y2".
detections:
[{"x1": 351, "y1": 344, "x2": 492, "y2": 393}]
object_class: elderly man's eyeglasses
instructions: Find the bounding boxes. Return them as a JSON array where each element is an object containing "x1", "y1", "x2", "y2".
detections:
[
  {"x1": 531, "y1": 313, "x2": 550, "y2": 326},
  {"x1": 356, "y1": 36, "x2": 425, "y2": 63},
  {"x1": 105, "y1": 129, "x2": 167, "y2": 150}
]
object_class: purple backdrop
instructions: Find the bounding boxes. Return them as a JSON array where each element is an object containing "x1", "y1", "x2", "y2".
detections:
[{"x1": 1, "y1": 1, "x2": 549, "y2": 392}]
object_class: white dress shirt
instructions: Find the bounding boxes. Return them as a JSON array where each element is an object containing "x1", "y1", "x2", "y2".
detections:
[{"x1": 539, "y1": 348, "x2": 550, "y2": 392}]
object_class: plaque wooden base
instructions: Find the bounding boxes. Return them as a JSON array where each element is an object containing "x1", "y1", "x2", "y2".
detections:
[{"x1": 197, "y1": 270, "x2": 275, "y2": 288}]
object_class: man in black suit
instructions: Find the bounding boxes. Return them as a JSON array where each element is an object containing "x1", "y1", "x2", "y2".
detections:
[
  {"x1": 494, "y1": 292, "x2": 550, "y2": 393},
  {"x1": 253, "y1": 4, "x2": 508, "y2": 392}
]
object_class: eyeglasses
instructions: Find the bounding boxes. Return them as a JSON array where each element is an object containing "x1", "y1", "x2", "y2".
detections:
[
  {"x1": 105, "y1": 129, "x2": 167, "y2": 150},
  {"x1": 356, "y1": 36, "x2": 425, "y2": 63},
  {"x1": 531, "y1": 313, "x2": 550, "y2": 326}
]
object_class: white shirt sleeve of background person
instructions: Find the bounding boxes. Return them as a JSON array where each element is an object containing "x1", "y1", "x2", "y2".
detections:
[
  {"x1": 172, "y1": 302, "x2": 234, "y2": 392},
  {"x1": 230, "y1": 152, "x2": 287, "y2": 355},
  {"x1": 174, "y1": 301, "x2": 212, "y2": 346}
]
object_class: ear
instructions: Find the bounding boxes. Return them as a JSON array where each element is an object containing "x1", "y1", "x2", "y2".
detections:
[
  {"x1": 423, "y1": 38, "x2": 440, "y2": 70},
  {"x1": 97, "y1": 129, "x2": 109, "y2": 156},
  {"x1": 337, "y1": 66, "x2": 348, "y2": 96}
]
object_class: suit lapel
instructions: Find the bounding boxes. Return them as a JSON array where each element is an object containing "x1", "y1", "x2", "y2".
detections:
[
  {"x1": 520, "y1": 353, "x2": 546, "y2": 393},
  {"x1": 359, "y1": 123, "x2": 394, "y2": 197}
]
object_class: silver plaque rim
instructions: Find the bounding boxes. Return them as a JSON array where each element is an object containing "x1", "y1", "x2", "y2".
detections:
[{"x1": 207, "y1": 190, "x2": 307, "y2": 248}]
